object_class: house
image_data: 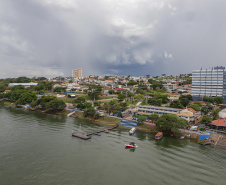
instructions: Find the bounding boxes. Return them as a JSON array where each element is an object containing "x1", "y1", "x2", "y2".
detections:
[
  {"x1": 209, "y1": 119, "x2": 226, "y2": 131},
  {"x1": 177, "y1": 108, "x2": 199, "y2": 122},
  {"x1": 177, "y1": 112, "x2": 195, "y2": 122}
]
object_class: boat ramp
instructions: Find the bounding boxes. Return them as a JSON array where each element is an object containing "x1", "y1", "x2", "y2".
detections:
[{"x1": 72, "y1": 125, "x2": 119, "y2": 140}]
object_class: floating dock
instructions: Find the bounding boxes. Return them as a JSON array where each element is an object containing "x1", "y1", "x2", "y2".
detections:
[
  {"x1": 72, "y1": 133, "x2": 91, "y2": 140},
  {"x1": 72, "y1": 124, "x2": 119, "y2": 140}
]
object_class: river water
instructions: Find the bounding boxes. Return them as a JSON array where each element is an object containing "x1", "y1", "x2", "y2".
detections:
[{"x1": 0, "y1": 107, "x2": 226, "y2": 185}]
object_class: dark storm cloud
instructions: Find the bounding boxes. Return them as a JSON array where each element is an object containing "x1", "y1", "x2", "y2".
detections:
[{"x1": 0, "y1": 0, "x2": 226, "y2": 78}]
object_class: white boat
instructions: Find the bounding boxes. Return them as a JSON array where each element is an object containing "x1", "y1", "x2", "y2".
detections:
[{"x1": 129, "y1": 127, "x2": 136, "y2": 135}]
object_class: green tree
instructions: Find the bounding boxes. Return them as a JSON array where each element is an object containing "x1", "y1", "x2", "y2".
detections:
[
  {"x1": 203, "y1": 96, "x2": 209, "y2": 102},
  {"x1": 148, "y1": 114, "x2": 159, "y2": 122},
  {"x1": 212, "y1": 108, "x2": 221, "y2": 120},
  {"x1": 16, "y1": 76, "x2": 31, "y2": 83},
  {"x1": 94, "y1": 112, "x2": 100, "y2": 119},
  {"x1": 118, "y1": 93, "x2": 126, "y2": 100},
  {"x1": 15, "y1": 91, "x2": 37, "y2": 105},
  {"x1": 136, "y1": 88, "x2": 145, "y2": 94},
  {"x1": 127, "y1": 80, "x2": 138, "y2": 86},
  {"x1": 0, "y1": 84, "x2": 6, "y2": 93},
  {"x1": 108, "y1": 90, "x2": 114, "y2": 94},
  {"x1": 83, "y1": 107, "x2": 96, "y2": 117},
  {"x1": 32, "y1": 95, "x2": 56, "y2": 109},
  {"x1": 206, "y1": 103, "x2": 213, "y2": 111},
  {"x1": 148, "y1": 98, "x2": 162, "y2": 106},
  {"x1": 45, "y1": 99, "x2": 66, "y2": 111},
  {"x1": 188, "y1": 104, "x2": 201, "y2": 111},
  {"x1": 11, "y1": 85, "x2": 25, "y2": 91},
  {"x1": 87, "y1": 85, "x2": 102, "y2": 100},
  {"x1": 127, "y1": 91, "x2": 134, "y2": 100},
  {"x1": 180, "y1": 98, "x2": 190, "y2": 107},
  {"x1": 120, "y1": 102, "x2": 127, "y2": 111},
  {"x1": 53, "y1": 87, "x2": 67, "y2": 92},
  {"x1": 208, "y1": 97, "x2": 215, "y2": 103},
  {"x1": 137, "y1": 115, "x2": 146, "y2": 123},
  {"x1": 214, "y1": 97, "x2": 223, "y2": 105},
  {"x1": 200, "y1": 115, "x2": 212, "y2": 125},
  {"x1": 134, "y1": 93, "x2": 144, "y2": 101},
  {"x1": 156, "y1": 114, "x2": 189, "y2": 135},
  {"x1": 170, "y1": 100, "x2": 183, "y2": 108},
  {"x1": 94, "y1": 101, "x2": 101, "y2": 107},
  {"x1": 201, "y1": 106, "x2": 209, "y2": 115},
  {"x1": 74, "y1": 96, "x2": 86, "y2": 103},
  {"x1": 115, "y1": 91, "x2": 121, "y2": 95}
]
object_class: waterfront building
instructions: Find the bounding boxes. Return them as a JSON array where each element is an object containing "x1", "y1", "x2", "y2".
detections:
[
  {"x1": 72, "y1": 68, "x2": 83, "y2": 79},
  {"x1": 192, "y1": 66, "x2": 226, "y2": 103},
  {"x1": 137, "y1": 105, "x2": 182, "y2": 116}
]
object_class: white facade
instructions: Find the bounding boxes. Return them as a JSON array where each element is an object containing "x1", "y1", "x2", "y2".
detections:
[
  {"x1": 192, "y1": 66, "x2": 226, "y2": 103},
  {"x1": 163, "y1": 83, "x2": 178, "y2": 93}
]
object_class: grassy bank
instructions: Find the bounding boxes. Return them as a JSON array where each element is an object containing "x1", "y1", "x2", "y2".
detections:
[{"x1": 136, "y1": 124, "x2": 159, "y2": 133}]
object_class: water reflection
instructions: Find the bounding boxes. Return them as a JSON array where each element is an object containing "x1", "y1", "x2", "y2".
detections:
[
  {"x1": 125, "y1": 148, "x2": 136, "y2": 152},
  {"x1": 154, "y1": 136, "x2": 190, "y2": 148},
  {"x1": 135, "y1": 131, "x2": 148, "y2": 140},
  {"x1": 5, "y1": 107, "x2": 67, "y2": 129}
]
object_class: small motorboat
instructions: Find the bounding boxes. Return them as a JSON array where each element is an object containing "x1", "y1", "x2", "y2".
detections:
[
  {"x1": 155, "y1": 132, "x2": 163, "y2": 140},
  {"x1": 125, "y1": 142, "x2": 137, "y2": 148},
  {"x1": 129, "y1": 127, "x2": 136, "y2": 135}
]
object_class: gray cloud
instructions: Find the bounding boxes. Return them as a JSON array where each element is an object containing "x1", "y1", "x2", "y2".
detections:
[{"x1": 0, "y1": 0, "x2": 226, "y2": 78}]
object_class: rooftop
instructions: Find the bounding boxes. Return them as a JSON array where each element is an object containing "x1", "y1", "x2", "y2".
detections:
[
  {"x1": 210, "y1": 119, "x2": 226, "y2": 127},
  {"x1": 177, "y1": 112, "x2": 194, "y2": 117}
]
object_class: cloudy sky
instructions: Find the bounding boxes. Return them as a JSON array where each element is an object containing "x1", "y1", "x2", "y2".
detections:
[{"x1": 0, "y1": 0, "x2": 226, "y2": 78}]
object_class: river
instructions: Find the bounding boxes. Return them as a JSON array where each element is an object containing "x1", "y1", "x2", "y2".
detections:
[{"x1": 0, "y1": 107, "x2": 226, "y2": 185}]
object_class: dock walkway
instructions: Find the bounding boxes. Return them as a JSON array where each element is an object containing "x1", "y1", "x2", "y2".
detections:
[{"x1": 72, "y1": 125, "x2": 119, "y2": 140}]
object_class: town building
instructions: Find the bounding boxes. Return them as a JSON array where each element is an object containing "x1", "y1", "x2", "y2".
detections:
[
  {"x1": 72, "y1": 68, "x2": 83, "y2": 79},
  {"x1": 163, "y1": 82, "x2": 178, "y2": 93},
  {"x1": 137, "y1": 105, "x2": 182, "y2": 116},
  {"x1": 192, "y1": 66, "x2": 226, "y2": 104},
  {"x1": 209, "y1": 119, "x2": 226, "y2": 131},
  {"x1": 8, "y1": 83, "x2": 38, "y2": 88}
]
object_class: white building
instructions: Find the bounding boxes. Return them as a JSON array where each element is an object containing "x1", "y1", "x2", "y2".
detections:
[
  {"x1": 9, "y1": 83, "x2": 38, "y2": 88},
  {"x1": 192, "y1": 66, "x2": 226, "y2": 103},
  {"x1": 163, "y1": 82, "x2": 178, "y2": 93}
]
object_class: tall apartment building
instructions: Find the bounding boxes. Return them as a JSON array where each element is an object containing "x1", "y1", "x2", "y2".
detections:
[
  {"x1": 72, "y1": 68, "x2": 83, "y2": 78},
  {"x1": 192, "y1": 66, "x2": 226, "y2": 103}
]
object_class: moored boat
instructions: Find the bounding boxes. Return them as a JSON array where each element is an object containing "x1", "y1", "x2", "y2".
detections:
[
  {"x1": 155, "y1": 132, "x2": 163, "y2": 140},
  {"x1": 129, "y1": 127, "x2": 136, "y2": 135},
  {"x1": 125, "y1": 142, "x2": 137, "y2": 148}
]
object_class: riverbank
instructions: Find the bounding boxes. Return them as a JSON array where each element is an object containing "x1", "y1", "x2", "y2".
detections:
[
  {"x1": 0, "y1": 100, "x2": 122, "y2": 127},
  {"x1": 2, "y1": 100, "x2": 225, "y2": 146}
]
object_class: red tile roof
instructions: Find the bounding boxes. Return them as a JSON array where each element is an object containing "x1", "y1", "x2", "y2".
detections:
[
  {"x1": 161, "y1": 93, "x2": 179, "y2": 95},
  {"x1": 210, "y1": 119, "x2": 226, "y2": 127},
  {"x1": 114, "y1": 88, "x2": 123, "y2": 91},
  {"x1": 187, "y1": 108, "x2": 198, "y2": 114}
]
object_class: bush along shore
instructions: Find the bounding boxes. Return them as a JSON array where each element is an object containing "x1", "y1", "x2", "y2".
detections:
[{"x1": 0, "y1": 99, "x2": 122, "y2": 127}]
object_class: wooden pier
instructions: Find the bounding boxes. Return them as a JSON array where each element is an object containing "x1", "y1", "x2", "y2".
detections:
[{"x1": 72, "y1": 124, "x2": 119, "y2": 140}]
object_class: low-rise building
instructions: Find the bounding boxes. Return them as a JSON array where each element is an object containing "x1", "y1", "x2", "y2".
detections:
[
  {"x1": 209, "y1": 119, "x2": 226, "y2": 130},
  {"x1": 137, "y1": 105, "x2": 182, "y2": 116},
  {"x1": 9, "y1": 83, "x2": 38, "y2": 88}
]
